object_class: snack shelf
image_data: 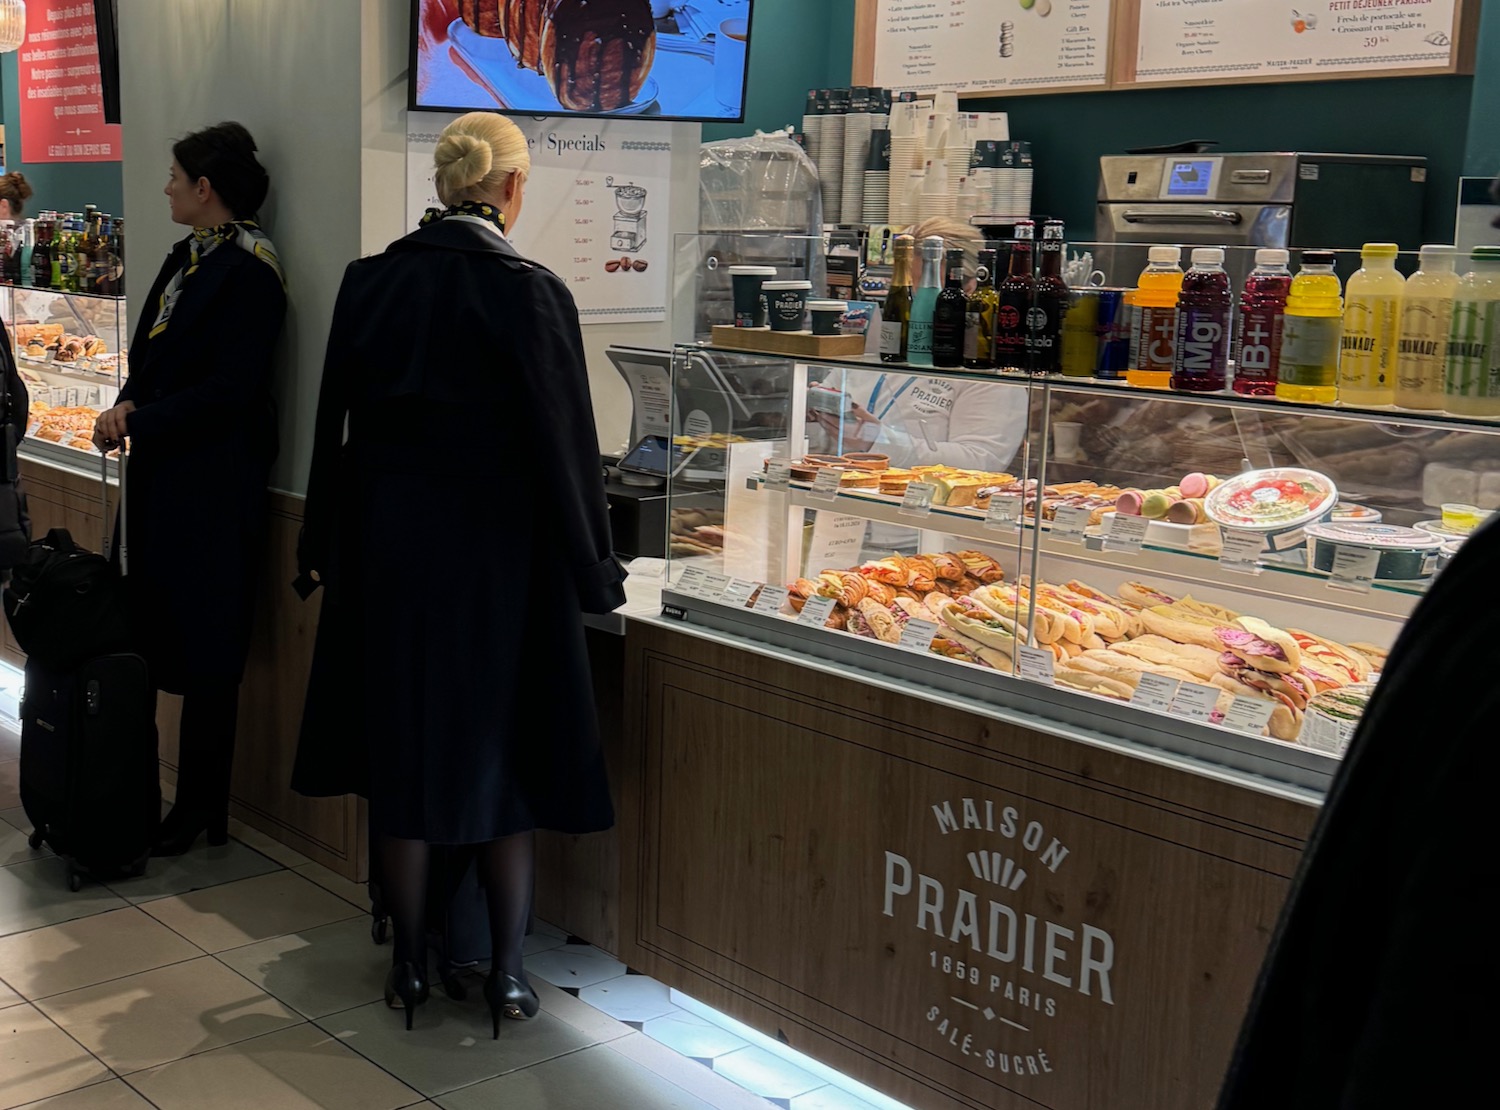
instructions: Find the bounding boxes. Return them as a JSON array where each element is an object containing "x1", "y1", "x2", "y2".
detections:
[
  {"x1": 687, "y1": 342, "x2": 1500, "y2": 434},
  {"x1": 744, "y1": 475, "x2": 1427, "y2": 618}
]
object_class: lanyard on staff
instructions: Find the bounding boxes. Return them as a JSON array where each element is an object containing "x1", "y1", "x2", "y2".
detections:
[{"x1": 867, "y1": 375, "x2": 917, "y2": 422}]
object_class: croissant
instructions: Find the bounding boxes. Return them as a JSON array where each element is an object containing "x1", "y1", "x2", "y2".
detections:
[
  {"x1": 903, "y1": 556, "x2": 939, "y2": 592},
  {"x1": 864, "y1": 580, "x2": 897, "y2": 607},
  {"x1": 860, "y1": 557, "x2": 908, "y2": 586},
  {"x1": 816, "y1": 571, "x2": 846, "y2": 598},
  {"x1": 930, "y1": 552, "x2": 967, "y2": 581},
  {"x1": 957, "y1": 550, "x2": 1006, "y2": 584},
  {"x1": 835, "y1": 572, "x2": 869, "y2": 609}
]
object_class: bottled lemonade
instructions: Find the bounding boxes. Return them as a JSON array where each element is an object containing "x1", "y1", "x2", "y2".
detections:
[
  {"x1": 1339, "y1": 242, "x2": 1404, "y2": 405},
  {"x1": 1277, "y1": 250, "x2": 1343, "y2": 405},
  {"x1": 1171, "y1": 247, "x2": 1232, "y2": 392},
  {"x1": 1233, "y1": 248, "x2": 1292, "y2": 396},
  {"x1": 1445, "y1": 246, "x2": 1500, "y2": 417},
  {"x1": 1396, "y1": 245, "x2": 1460, "y2": 410},
  {"x1": 1127, "y1": 246, "x2": 1184, "y2": 389}
]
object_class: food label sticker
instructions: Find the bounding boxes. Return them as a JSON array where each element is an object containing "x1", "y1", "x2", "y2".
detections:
[
  {"x1": 1223, "y1": 696, "x2": 1276, "y2": 736},
  {"x1": 897, "y1": 618, "x2": 941, "y2": 653},
  {"x1": 752, "y1": 585, "x2": 790, "y2": 615},
  {"x1": 797, "y1": 595, "x2": 837, "y2": 628},
  {"x1": 1052, "y1": 505, "x2": 1089, "y2": 543},
  {"x1": 1300, "y1": 711, "x2": 1357, "y2": 756},
  {"x1": 1105, "y1": 512, "x2": 1149, "y2": 554},
  {"x1": 810, "y1": 468, "x2": 843, "y2": 503},
  {"x1": 1017, "y1": 645, "x2": 1056, "y2": 684},
  {"x1": 900, "y1": 482, "x2": 937, "y2": 518},
  {"x1": 1327, "y1": 545, "x2": 1379, "y2": 593},
  {"x1": 764, "y1": 459, "x2": 792, "y2": 490},
  {"x1": 675, "y1": 566, "x2": 709, "y2": 597},
  {"x1": 1130, "y1": 672, "x2": 1180, "y2": 712},
  {"x1": 1169, "y1": 681, "x2": 1220, "y2": 722},
  {"x1": 698, "y1": 573, "x2": 731, "y2": 600},
  {"x1": 985, "y1": 493, "x2": 1024, "y2": 533},
  {"x1": 1219, "y1": 529, "x2": 1265, "y2": 575},
  {"x1": 720, "y1": 578, "x2": 759, "y2": 607}
]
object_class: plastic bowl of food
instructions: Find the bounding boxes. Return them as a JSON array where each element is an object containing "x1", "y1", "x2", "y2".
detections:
[{"x1": 1205, "y1": 467, "x2": 1338, "y2": 551}]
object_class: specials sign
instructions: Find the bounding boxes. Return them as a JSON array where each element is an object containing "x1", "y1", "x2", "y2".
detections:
[
  {"x1": 882, "y1": 794, "x2": 1117, "y2": 1085},
  {"x1": 18, "y1": 1, "x2": 122, "y2": 164}
]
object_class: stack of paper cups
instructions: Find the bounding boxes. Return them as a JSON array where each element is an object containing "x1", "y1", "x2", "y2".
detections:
[
  {"x1": 840, "y1": 89, "x2": 874, "y2": 224},
  {"x1": 800, "y1": 90, "x2": 823, "y2": 173},
  {"x1": 863, "y1": 129, "x2": 891, "y2": 225},
  {"x1": 817, "y1": 89, "x2": 848, "y2": 226},
  {"x1": 919, "y1": 158, "x2": 954, "y2": 220}
]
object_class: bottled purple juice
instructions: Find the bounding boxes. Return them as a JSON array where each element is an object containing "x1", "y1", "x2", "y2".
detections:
[
  {"x1": 1233, "y1": 248, "x2": 1292, "y2": 396},
  {"x1": 1171, "y1": 247, "x2": 1232, "y2": 393}
]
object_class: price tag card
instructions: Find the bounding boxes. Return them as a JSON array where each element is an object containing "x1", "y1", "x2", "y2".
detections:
[
  {"x1": 1017, "y1": 645, "x2": 1056, "y2": 684},
  {"x1": 1223, "y1": 696, "x2": 1276, "y2": 736},
  {"x1": 797, "y1": 595, "x2": 838, "y2": 628},
  {"x1": 720, "y1": 578, "x2": 759, "y2": 607},
  {"x1": 984, "y1": 494, "x2": 1024, "y2": 534},
  {"x1": 1052, "y1": 505, "x2": 1089, "y2": 543},
  {"x1": 1328, "y1": 546, "x2": 1380, "y2": 594},
  {"x1": 810, "y1": 468, "x2": 843, "y2": 503},
  {"x1": 752, "y1": 585, "x2": 790, "y2": 615},
  {"x1": 764, "y1": 459, "x2": 791, "y2": 490},
  {"x1": 1170, "y1": 680, "x2": 1220, "y2": 722},
  {"x1": 1105, "y1": 512, "x2": 1150, "y2": 554},
  {"x1": 1301, "y1": 712, "x2": 1358, "y2": 756},
  {"x1": 698, "y1": 573, "x2": 730, "y2": 600},
  {"x1": 900, "y1": 482, "x2": 937, "y2": 518},
  {"x1": 1219, "y1": 529, "x2": 1265, "y2": 575},
  {"x1": 1130, "y1": 672, "x2": 1180, "y2": 713},
  {"x1": 675, "y1": 566, "x2": 709, "y2": 597},
  {"x1": 897, "y1": 618, "x2": 941, "y2": 653}
]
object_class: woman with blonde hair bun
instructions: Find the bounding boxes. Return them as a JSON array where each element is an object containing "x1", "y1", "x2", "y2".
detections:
[{"x1": 295, "y1": 111, "x2": 622, "y2": 1037}]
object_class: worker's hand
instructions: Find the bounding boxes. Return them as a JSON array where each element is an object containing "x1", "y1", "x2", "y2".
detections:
[
  {"x1": 93, "y1": 401, "x2": 136, "y2": 451},
  {"x1": 811, "y1": 402, "x2": 880, "y2": 454}
]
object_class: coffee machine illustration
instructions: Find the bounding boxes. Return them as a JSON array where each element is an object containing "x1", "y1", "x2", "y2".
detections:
[{"x1": 608, "y1": 176, "x2": 649, "y2": 253}]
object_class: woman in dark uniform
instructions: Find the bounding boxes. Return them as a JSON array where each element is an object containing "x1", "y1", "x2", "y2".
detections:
[
  {"x1": 92, "y1": 122, "x2": 287, "y2": 855},
  {"x1": 294, "y1": 112, "x2": 623, "y2": 1036}
]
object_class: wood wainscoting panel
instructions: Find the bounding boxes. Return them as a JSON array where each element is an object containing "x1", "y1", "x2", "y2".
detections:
[{"x1": 621, "y1": 621, "x2": 1317, "y2": 1110}]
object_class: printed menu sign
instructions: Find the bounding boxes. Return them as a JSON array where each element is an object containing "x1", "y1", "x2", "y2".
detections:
[
  {"x1": 1133, "y1": 0, "x2": 1461, "y2": 83},
  {"x1": 18, "y1": 1, "x2": 122, "y2": 164},
  {"x1": 873, "y1": 0, "x2": 1112, "y2": 93}
]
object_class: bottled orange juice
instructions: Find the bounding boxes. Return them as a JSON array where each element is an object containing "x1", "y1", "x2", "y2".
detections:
[
  {"x1": 1126, "y1": 246, "x2": 1183, "y2": 389},
  {"x1": 1339, "y1": 242, "x2": 1404, "y2": 406}
]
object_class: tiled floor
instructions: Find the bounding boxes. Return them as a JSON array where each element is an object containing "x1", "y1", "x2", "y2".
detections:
[{"x1": 0, "y1": 721, "x2": 898, "y2": 1110}]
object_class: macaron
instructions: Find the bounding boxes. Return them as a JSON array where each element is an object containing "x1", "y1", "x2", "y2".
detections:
[
  {"x1": 1179, "y1": 472, "x2": 1212, "y2": 499},
  {"x1": 1165, "y1": 498, "x2": 1205, "y2": 525},
  {"x1": 1115, "y1": 490, "x2": 1144, "y2": 516},
  {"x1": 1140, "y1": 491, "x2": 1174, "y2": 519}
]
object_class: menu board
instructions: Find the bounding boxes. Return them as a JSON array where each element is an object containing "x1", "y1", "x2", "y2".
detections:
[
  {"x1": 870, "y1": 0, "x2": 1112, "y2": 94},
  {"x1": 17, "y1": 1, "x2": 122, "y2": 164},
  {"x1": 1131, "y1": 0, "x2": 1464, "y2": 84}
]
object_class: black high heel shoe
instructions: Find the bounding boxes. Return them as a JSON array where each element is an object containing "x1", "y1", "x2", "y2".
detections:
[
  {"x1": 483, "y1": 973, "x2": 539, "y2": 1040},
  {"x1": 151, "y1": 809, "x2": 230, "y2": 857},
  {"x1": 384, "y1": 963, "x2": 431, "y2": 1031}
]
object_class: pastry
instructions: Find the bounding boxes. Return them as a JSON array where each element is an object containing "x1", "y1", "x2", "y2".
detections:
[
  {"x1": 955, "y1": 550, "x2": 1005, "y2": 584},
  {"x1": 930, "y1": 552, "x2": 967, "y2": 582},
  {"x1": 1053, "y1": 667, "x2": 1135, "y2": 701},
  {"x1": 903, "y1": 556, "x2": 938, "y2": 592},
  {"x1": 843, "y1": 453, "x2": 889, "y2": 471},
  {"x1": 1348, "y1": 642, "x2": 1389, "y2": 671},
  {"x1": 832, "y1": 572, "x2": 868, "y2": 609},
  {"x1": 459, "y1": 0, "x2": 505, "y2": 36},
  {"x1": 541, "y1": 0, "x2": 657, "y2": 113},
  {"x1": 857, "y1": 597, "x2": 902, "y2": 644},
  {"x1": 839, "y1": 470, "x2": 880, "y2": 489}
]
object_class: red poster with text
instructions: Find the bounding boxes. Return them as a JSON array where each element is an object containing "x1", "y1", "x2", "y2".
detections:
[{"x1": 18, "y1": 1, "x2": 121, "y2": 164}]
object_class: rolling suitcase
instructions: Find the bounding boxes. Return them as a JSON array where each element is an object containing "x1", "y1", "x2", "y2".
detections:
[{"x1": 5, "y1": 450, "x2": 159, "y2": 889}]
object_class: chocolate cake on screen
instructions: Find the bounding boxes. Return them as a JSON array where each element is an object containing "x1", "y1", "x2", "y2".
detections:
[
  {"x1": 457, "y1": 0, "x2": 504, "y2": 37},
  {"x1": 503, "y1": 0, "x2": 549, "y2": 72},
  {"x1": 541, "y1": 0, "x2": 656, "y2": 112}
]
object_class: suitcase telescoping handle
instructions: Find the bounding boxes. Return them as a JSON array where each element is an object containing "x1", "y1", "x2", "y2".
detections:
[{"x1": 101, "y1": 444, "x2": 127, "y2": 576}]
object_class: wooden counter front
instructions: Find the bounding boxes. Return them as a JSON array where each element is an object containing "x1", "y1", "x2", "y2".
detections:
[{"x1": 619, "y1": 620, "x2": 1318, "y2": 1110}]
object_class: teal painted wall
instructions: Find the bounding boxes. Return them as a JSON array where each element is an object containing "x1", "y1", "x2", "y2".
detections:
[
  {"x1": 1464, "y1": 0, "x2": 1500, "y2": 178},
  {"x1": 0, "y1": 54, "x2": 125, "y2": 216}
]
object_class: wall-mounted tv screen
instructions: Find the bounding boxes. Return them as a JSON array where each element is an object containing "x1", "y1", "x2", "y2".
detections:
[{"x1": 411, "y1": 1, "x2": 755, "y2": 122}]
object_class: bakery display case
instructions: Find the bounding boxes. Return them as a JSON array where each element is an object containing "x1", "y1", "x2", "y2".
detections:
[
  {"x1": 4, "y1": 287, "x2": 128, "y2": 471},
  {"x1": 659, "y1": 342, "x2": 1498, "y2": 793}
]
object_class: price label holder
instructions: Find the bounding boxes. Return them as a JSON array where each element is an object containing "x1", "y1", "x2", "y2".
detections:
[
  {"x1": 720, "y1": 578, "x2": 759, "y2": 607},
  {"x1": 675, "y1": 566, "x2": 709, "y2": 597},
  {"x1": 1052, "y1": 506, "x2": 1089, "y2": 544},
  {"x1": 1130, "y1": 673, "x2": 1180, "y2": 713},
  {"x1": 1104, "y1": 512, "x2": 1149, "y2": 555},
  {"x1": 797, "y1": 595, "x2": 837, "y2": 628},
  {"x1": 1169, "y1": 681, "x2": 1220, "y2": 723},
  {"x1": 764, "y1": 459, "x2": 791, "y2": 490},
  {"x1": 897, "y1": 618, "x2": 941, "y2": 653},
  {"x1": 984, "y1": 494, "x2": 1023, "y2": 534},
  {"x1": 900, "y1": 482, "x2": 937, "y2": 519},
  {"x1": 698, "y1": 573, "x2": 730, "y2": 601},
  {"x1": 1327, "y1": 545, "x2": 1379, "y2": 594},
  {"x1": 1017, "y1": 645, "x2": 1056, "y2": 684},
  {"x1": 1219, "y1": 529, "x2": 1265, "y2": 576},
  {"x1": 1223, "y1": 696, "x2": 1276, "y2": 736},
  {"x1": 810, "y1": 468, "x2": 843, "y2": 504},
  {"x1": 752, "y1": 585, "x2": 790, "y2": 615}
]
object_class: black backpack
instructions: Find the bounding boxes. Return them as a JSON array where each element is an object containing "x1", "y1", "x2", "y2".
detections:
[{"x1": 3, "y1": 528, "x2": 131, "y2": 669}]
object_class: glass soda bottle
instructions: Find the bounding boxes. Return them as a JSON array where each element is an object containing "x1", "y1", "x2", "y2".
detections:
[
  {"x1": 1444, "y1": 246, "x2": 1500, "y2": 417},
  {"x1": 932, "y1": 248, "x2": 969, "y2": 368},
  {"x1": 1396, "y1": 244, "x2": 1459, "y2": 410},
  {"x1": 1028, "y1": 220, "x2": 1069, "y2": 374},
  {"x1": 1126, "y1": 246, "x2": 1184, "y2": 389},
  {"x1": 995, "y1": 220, "x2": 1035, "y2": 371},
  {"x1": 1339, "y1": 242, "x2": 1404, "y2": 406},
  {"x1": 1171, "y1": 247, "x2": 1232, "y2": 392},
  {"x1": 1276, "y1": 250, "x2": 1343, "y2": 405},
  {"x1": 1233, "y1": 248, "x2": 1292, "y2": 396},
  {"x1": 964, "y1": 246, "x2": 1000, "y2": 369},
  {"x1": 907, "y1": 235, "x2": 944, "y2": 367}
]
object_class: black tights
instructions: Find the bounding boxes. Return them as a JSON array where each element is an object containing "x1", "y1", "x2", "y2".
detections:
[
  {"x1": 165, "y1": 682, "x2": 241, "y2": 833},
  {"x1": 379, "y1": 830, "x2": 535, "y2": 979}
]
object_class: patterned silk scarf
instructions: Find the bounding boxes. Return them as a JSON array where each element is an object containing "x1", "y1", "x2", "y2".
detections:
[
  {"x1": 419, "y1": 201, "x2": 507, "y2": 237},
  {"x1": 149, "y1": 220, "x2": 286, "y2": 340}
]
